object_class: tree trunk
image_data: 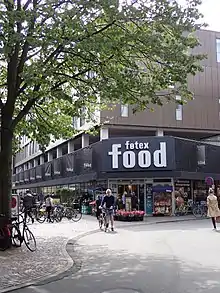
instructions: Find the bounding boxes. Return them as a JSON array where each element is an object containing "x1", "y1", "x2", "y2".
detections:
[{"x1": 0, "y1": 117, "x2": 13, "y2": 227}]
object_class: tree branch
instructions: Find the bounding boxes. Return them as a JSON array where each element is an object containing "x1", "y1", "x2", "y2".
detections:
[
  {"x1": 23, "y1": 0, "x2": 32, "y2": 10},
  {"x1": 16, "y1": 0, "x2": 38, "y2": 91},
  {"x1": 11, "y1": 84, "x2": 41, "y2": 129}
]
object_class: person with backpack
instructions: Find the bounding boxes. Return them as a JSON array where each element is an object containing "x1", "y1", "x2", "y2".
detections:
[{"x1": 23, "y1": 190, "x2": 35, "y2": 224}]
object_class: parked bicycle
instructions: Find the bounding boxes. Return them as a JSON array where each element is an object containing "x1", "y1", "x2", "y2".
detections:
[
  {"x1": 58, "y1": 203, "x2": 82, "y2": 222},
  {"x1": 192, "y1": 202, "x2": 208, "y2": 218},
  {"x1": 174, "y1": 200, "x2": 193, "y2": 216},
  {"x1": 36, "y1": 205, "x2": 63, "y2": 223},
  {"x1": 11, "y1": 213, "x2": 36, "y2": 252}
]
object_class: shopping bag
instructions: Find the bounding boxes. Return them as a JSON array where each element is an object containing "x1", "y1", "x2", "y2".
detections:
[{"x1": 216, "y1": 216, "x2": 220, "y2": 223}]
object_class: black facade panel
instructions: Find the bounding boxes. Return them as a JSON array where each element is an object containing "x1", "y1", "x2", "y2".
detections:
[
  {"x1": 44, "y1": 163, "x2": 52, "y2": 180},
  {"x1": 53, "y1": 158, "x2": 62, "y2": 178},
  {"x1": 30, "y1": 168, "x2": 36, "y2": 182},
  {"x1": 63, "y1": 153, "x2": 74, "y2": 177},
  {"x1": 19, "y1": 172, "x2": 24, "y2": 184},
  {"x1": 94, "y1": 136, "x2": 176, "y2": 173},
  {"x1": 175, "y1": 139, "x2": 198, "y2": 172},
  {"x1": 14, "y1": 136, "x2": 220, "y2": 189},
  {"x1": 75, "y1": 146, "x2": 93, "y2": 175},
  {"x1": 36, "y1": 165, "x2": 43, "y2": 181},
  {"x1": 197, "y1": 143, "x2": 220, "y2": 174},
  {"x1": 24, "y1": 170, "x2": 30, "y2": 183}
]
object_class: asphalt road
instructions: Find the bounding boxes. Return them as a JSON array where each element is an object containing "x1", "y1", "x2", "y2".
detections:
[{"x1": 12, "y1": 220, "x2": 220, "y2": 293}]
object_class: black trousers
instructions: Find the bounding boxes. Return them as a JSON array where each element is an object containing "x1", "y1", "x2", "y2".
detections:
[
  {"x1": 46, "y1": 206, "x2": 52, "y2": 220},
  {"x1": 211, "y1": 217, "x2": 216, "y2": 229}
]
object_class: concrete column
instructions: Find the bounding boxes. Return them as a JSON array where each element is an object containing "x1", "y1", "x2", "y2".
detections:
[
  {"x1": 82, "y1": 133, "x2": 89, "y2": 148},
  {"x1": 40, "y1": 155, "x2": 44, "y2": 165},
  {"x1": 28, "y1": 162, "x2": 32, "y2": 169},
  {"x1": 48, "y1": 152, "x2": 53, "y2": 161},
  {"x1": 68, "y1": 140, "x2": 75, "y2": 153},
  {"x1": 155, "y1": 129, "x2": 164, "y2": 137},
  {"x1": 34, "y1": 158, "x2": 38, "y2": 167},
  {"x1": 57, "y1": 147, "x2": 62, "y2": 158},
  {"x1": 100, "y1": 127, "x2": 109, "y2": 140}
]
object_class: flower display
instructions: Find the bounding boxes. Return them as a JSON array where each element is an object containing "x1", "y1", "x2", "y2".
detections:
[{"x1": 114, "y1": 210, "x2": 145, "y2": 221}]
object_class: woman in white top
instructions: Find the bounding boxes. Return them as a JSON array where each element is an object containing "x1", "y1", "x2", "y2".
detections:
[
  {"x1": 45, "y1": 195, "x2": 53, "y2": 222},
  {"x1": 207, "y1": 188, "x2": 220, "y2": 230}
]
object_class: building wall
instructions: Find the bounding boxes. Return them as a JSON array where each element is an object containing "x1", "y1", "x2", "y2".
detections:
[
  {"x1": 101, "y1": 30, "x2": 220, "y2": 132},
  {"x1": 14, "y1": 29, "x2": 220, "y2": 171}
]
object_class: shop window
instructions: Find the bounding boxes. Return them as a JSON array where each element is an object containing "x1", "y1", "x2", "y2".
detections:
[{"x1": 197, "y1": 145, "x2": 206, "y2": 165}]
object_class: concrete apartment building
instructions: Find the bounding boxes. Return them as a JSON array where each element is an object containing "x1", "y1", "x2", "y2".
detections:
[{"x1": 12, "y1": 29, "x2": 220, "y2": 215}]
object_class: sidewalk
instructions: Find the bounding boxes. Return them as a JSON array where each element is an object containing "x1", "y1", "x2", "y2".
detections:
[
  {"x1": 0, "y1": 219, "x2": 98, "y2": 293},
  {"x1": 0, "y1": 214, "x2": 207, "y2": 293},
  {"x1": 83, "y1": 214, "x2": 208, "y2": 227}
]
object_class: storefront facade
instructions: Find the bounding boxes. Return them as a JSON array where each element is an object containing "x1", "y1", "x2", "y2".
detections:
[{"x1": 13, "y1": 136, "x2": 220, "y2": 216}]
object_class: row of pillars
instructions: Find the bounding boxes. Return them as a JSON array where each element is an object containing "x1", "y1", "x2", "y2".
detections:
[
  {"x1": 26, "y1": 128, "x2": 164, "y2": 167},
  {"x1": 39, "y1": 127, "x2": 110, "y2": 164}
]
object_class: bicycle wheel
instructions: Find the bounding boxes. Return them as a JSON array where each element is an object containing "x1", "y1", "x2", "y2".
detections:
[
  {"x1": 193, "y1": 207, "x2": 202, "y2": 217},
  {"x1": 11, "y1": 225, "x2": 22, "y2": 247},
  {"x1": 54, "y1": 212, "x2": 63, "y2": 222},
  {"x1": 24, "y1": 227, "x2": 36, "y2": 252},
  {"x1": 184, "y1": 206, "x2": 189, "y2": 216},
  {"x1": 99, "y1": 217, "x2": 103, "y2": 230},
  {"x1": 36, "y1": 210, "x2": 46, "y2": 223},
  {"x1": 174, "y1": 208, "x2": 180, "y2": 216},
  {"x1": 71, "y1": 209, "x2": 82, "y2": 222},
  {"x1": 66, "y1": 208, "x2": 74, "y2": 220}
]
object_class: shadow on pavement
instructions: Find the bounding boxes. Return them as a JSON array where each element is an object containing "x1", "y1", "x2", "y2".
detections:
[{"x1": 23, "y1": 238, "x2": 220, "y2": 293}]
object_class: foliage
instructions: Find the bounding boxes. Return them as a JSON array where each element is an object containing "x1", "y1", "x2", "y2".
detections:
[{"x1": 0, "y1": 0, "x2": 205, "y2": 149}]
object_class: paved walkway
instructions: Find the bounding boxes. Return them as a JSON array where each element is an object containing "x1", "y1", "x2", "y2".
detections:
[
  {"x1": 0, "y1": 219, "x2": 97, "y2": 293},
  {"x1": 0, "y1": 214, "x2": 207, "y2": 293}
]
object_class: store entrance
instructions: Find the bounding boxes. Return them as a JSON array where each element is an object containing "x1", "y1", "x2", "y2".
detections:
[{"x1": 117, "y1": 184, "x2": 140, "y2": 211}]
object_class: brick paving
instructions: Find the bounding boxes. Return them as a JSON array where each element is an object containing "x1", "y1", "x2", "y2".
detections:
[{"x1": 0, "y1": 218, "x2": 97, "y2": 292}]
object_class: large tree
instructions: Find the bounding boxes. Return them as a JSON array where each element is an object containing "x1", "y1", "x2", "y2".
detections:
[{"x1": 0, "y1": 0, "x2": 204, "y2": 222}]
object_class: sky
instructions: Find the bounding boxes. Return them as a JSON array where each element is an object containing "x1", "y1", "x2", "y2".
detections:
[{"x1": 199, "y1": 0, "x2": 220, "y2": 31}]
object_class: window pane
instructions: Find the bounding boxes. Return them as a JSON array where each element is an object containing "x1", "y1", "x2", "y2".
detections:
[
  {"x1": 176, "y1": 108, "x2": 182, "y2": 121},
  {"x1": 217, "y1": 52, "x2": 220, "y2": 63},
  {"x1": 121, "y1": 104, "x2": 129, "y2": 117},
  {"x1": 216, "y1": 39, "x2": 220, "y2": 52}
]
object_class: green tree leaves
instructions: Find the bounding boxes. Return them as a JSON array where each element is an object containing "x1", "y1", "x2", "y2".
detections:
[{"x1": 0, "y1": 0, "x2": 205, "y2": 149}]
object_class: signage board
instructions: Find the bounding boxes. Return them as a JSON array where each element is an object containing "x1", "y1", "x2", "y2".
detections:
[
  {"x1": 11, "y1": 194, "x2": 19, "y2": 215},
  {"x1": 100, "y1": 137, "x2": 176, "y2": 172}
]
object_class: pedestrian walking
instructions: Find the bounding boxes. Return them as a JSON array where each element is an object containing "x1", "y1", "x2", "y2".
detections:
[{"x1": 207, "y1": 188, "x2": 220, "y2": 230}]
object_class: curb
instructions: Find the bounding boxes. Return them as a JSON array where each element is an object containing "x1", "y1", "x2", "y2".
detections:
[
  {"x1": 116, "y1": 216, "x2": 208, "y2": 229},
  {"x1": 0, "y1": 228, "x2": 100, "y2": 293}
]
